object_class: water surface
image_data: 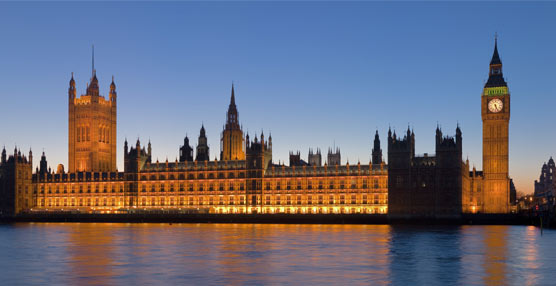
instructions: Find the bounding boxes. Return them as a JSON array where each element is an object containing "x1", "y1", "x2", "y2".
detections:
[{"x1": 0, "y1": 223, "x2": 554, "y2": 285}]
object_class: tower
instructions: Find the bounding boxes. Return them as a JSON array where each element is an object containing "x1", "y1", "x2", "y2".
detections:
[
  {"x1": 308, "y1": 148, "x2": 322, "y2": 166},
  {"x1": 327, "y1": 147, "x2": 341, "y2": 166},
  {"x1": 220, "y1": 84, "x2": 245, "y2": 161},
  {"x1": 196, "y1": 125, "x2": 210, "y2": 161},
  {"x1": 372, "y1": 130, "x2": 382, "y2": 165},
  {"x1": 179, "y1": 135, "x2": 194, "y2": 162},
  {"x1": 482, "y1": 37, "x2": 510, "y2": 213},
  {"x1": 68, "y1": 49, "x2": 117, "y2": 173}
]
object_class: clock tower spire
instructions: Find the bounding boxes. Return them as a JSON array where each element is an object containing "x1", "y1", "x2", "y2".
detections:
[{"x1": 481, "y1": 37, "x2": 510, "y2": 213}]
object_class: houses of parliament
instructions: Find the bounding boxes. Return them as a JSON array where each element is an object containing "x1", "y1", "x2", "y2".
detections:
[{"x1": 0, "y1": 40, "x2": 514, "y2": 217}]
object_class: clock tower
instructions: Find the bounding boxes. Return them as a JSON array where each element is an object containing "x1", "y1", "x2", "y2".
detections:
[{"x1": 481, "y1": 38, "x2": 510, "y2": 213}]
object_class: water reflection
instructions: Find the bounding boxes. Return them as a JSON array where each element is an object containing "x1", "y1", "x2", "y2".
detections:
[{"x1": 0, "y1": 223, "x2": 555, "y2": 285}]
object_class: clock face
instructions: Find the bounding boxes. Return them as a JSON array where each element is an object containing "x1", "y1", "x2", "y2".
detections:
[{"x1": 488, "y1": 98, "x2": 503, "y2": 113}]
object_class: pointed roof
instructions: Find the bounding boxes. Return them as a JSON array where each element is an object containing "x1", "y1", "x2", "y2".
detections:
[
  {"x1": 230, "y1": 83, "x2": 236, "y2": 106},
  {"x1": 490, "y1": 38, "x2": 502, "y2": 65},
  {"x1": 485, "y1": 37, "x2": 507, "y2": 88}
]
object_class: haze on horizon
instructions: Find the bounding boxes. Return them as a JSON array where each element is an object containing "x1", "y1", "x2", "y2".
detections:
[{"x1": 0, "y1": 2, "x2": 555, "y2": 195}]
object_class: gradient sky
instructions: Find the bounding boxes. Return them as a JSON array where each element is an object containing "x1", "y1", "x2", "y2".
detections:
[{"x1": 1, "y1": 2, "x2": 555, "y2": 194}]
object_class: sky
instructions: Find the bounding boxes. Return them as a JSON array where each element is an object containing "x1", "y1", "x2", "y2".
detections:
[{"x1": 0, "y1": 1, "x2": 555, "y2": 195}]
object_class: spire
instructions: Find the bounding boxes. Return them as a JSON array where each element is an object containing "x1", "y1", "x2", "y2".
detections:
[
  {"x1": 490, "y1": 33, "x2": 501, "y2": 65},
  {"x1": 485, "y1": 35, "x2": 507, "y2": 88},
  {"x1": 230, "y1": 83, "x2": 236, "y2": 106},
  {"x1": 92, "y1": 44, "x2": 95, "y2": 77},
  {"x1": 225, "y1": 83, "x2": 240, "y2": 129},
  {"x1": 70, "y1": 72, "x2": 75, "y2": 86}
]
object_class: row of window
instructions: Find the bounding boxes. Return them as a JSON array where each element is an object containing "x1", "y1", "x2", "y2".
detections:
[
  {"x1": 38, "y1": 184, "x2": 124, "y2": 194},
  {"x1": 38, "y1": 194, "x2": 387, "y2": 208}
]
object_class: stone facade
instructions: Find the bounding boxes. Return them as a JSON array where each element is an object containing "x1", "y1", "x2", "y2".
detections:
[{"x1": 68, "y1": 70, "x2": 117, "y2": 173}]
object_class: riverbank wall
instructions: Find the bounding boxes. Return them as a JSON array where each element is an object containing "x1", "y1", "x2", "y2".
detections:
[{"x1": 0, "y1": 213, "x2": 543, "y2": 226}]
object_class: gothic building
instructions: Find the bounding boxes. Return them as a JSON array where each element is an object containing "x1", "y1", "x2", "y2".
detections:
[
  {"x1": 220, "y1": 84, "x2": 245, "y2": 161},
  {"x1": 327, "y1": 148, "x2": 341, "y2": 166},
  {"x1": 0, "y1": 40, "x2": 513, "y2": 216},
  {"x1": 308, "y1": 148, "x2": 322, "y2": 167},
  {"x1": 534, "y1": 157, "x2": 555, "y2": 208},
  {"x1": 387, "y1": 126, "x2": 468, "y2": 219},
  {"x1": 0, "y1": 148, "x2": 33, "y2": 215},
  {"x1": 388, "y1": 39, "x2": 512, "y2": 217},
  {"x1": 68, "y1": 59, "x2": 117, "y2": 173},
  {"x1": 480, "y1": 38, "x2": 511, "y2": 213}
]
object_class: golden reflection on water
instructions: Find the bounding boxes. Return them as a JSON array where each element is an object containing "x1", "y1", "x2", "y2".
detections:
[
  {"x1": 3, "y1": 223, "x2": 554, "y2": 285},
  {"x1": 58, "y1": 224, "x2": 394, "y2": 285},
  {"x1": 483, "y1": 225, "x2": 508, "y2": 285}
]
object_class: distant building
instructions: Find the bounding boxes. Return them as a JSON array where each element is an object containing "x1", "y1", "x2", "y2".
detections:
[
  {"x1": 308, "y1": 148, "x2": 322, "y2": 167},
  {"x1": 534, "y1": 157, "x2": 555, "y2": 209},
  {"x1": 327, "y1": 148, "x2": 341, "y2": 166}
]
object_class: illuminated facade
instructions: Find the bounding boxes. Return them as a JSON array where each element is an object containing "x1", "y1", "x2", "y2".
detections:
[
  {"x1": 0, "y1": 40, "x2": 513, "y2": 216},
  {"x1": 220, "y1": 84, "x2": 245, "y2": 161},
  {"x1": 7, "y1": 80, "x2": 388, "y2": 215},
  {"x1": 68, "y1": 67, "x2": 117, "y2": 173},
  {"x1": 462, "y1": 39, "x2": 511, "y2": 214}
]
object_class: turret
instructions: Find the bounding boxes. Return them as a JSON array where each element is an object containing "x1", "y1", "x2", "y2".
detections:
[
  {"x1": 179, "y1": 135, "x2": 194, "y2": 162},
  {"x1": 124, "y1": 138, "x2": 128, "y2": 156},
  {"x1": 436, "y1": 124, "x2": 442, "y2": 146},
  {"x1": 196, "y1": 125, "x2": 210, "y2": 161},
  {"x1": 456, "y1": 124, "x2": 462, "y2": 148},
  {"x1": 372, "y1": 130, "x2": 382, "y2": 165},
  {"x1": 1, "y1": 146, "x2": 6, "y2": 164},
  {"x1": 68, "y1": 73, "x2": 76, "y2": 100},
  {"x1": 109, "y1": 75, "x2": 117, "y2": 102},
  {"x1": 28, "y1": 148, "x2": 32, "y2": 167},
  {"x1": 147, "y1": 140, "x2": 152, "y2": 163},
  {"x1": 39, "y1": 151, "x2": 48, "y2": 174}
]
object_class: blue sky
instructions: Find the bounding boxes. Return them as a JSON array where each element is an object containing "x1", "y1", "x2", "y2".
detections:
[{"x1": 0, "y1": 2, "x2": 555, "y2": 194}]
